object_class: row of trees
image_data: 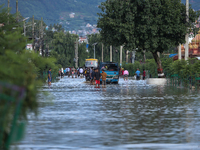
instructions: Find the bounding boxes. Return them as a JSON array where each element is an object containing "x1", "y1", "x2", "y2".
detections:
[
  {"x1": 24, "y1": 14, "x2": 162, "y2": 69},
  {"x1": 97, "y1": 0, "x2": 199, "y2": 74},
  {"x1": 0, "y1": 6, "x2": 60, "y2": 149}
]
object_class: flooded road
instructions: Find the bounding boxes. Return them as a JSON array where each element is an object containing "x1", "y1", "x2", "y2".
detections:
[{"x1": 14, "y1": 77, "x2": 200, "y2": 150}]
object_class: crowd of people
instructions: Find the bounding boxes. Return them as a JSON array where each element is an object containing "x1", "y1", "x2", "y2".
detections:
[
  {"x1": 48, "y1": 67, "x2": 146, "y2": 88},
  {"x1": 58, "y1": 67, "x2": 108, "y2": 88}
]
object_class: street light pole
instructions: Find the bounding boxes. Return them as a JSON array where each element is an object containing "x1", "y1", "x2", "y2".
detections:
[
  {"x1": 110, "y1": 45, "x2": 112, "y2": 62},
  {"x1": 23, "y1": 17, "x2": 30, "y2": 36},
  {"x1": 92, "y1": 42, "x2": 98, "y2": 59},
  {"x1": 94, "y1": 45, "x2": 95, "y2": 59},
  {"x1": 32, "y1": 15, "x2": 35, "y2": 52},
  {"x1": 23, "y1": 21, "x2": 26, "y2": 36},
  {"x1": 120, "y1": 46, "x2": 123, "y2": 67},
  {"x1": 8, "y1": 0, "x2": 9, "y2": 24},
  {"x1": 185, "y1": 0, "x2": 189, "y2": 60},
  {"x1": 102, "y1": 43, "x2": 104, "y2": 62}
]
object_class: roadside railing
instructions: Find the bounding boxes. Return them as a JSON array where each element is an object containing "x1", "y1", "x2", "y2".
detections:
[
  {"x1": 0, "y1": 82, "x2": 26, "y2": 150},
  {"x1": 166, "y1": 73, "x2": 200, "y2": 90}
]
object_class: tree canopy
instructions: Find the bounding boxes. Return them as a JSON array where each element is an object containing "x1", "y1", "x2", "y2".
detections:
[
  {"x1": 0, "y1": 6, "x2": 60, "y2": 148},
  {"x1": 97, "y1": 0, "x2": 199, "y2": 72},
  {"x1": 97, "y1": 0, "x2": 198, "y2": 73},
  {"x1": 98, "y1": 0, "x2": 198, "y2": 51}
]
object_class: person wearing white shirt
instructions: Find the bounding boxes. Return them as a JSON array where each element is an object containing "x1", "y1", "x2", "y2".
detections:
[
  {"x1": 66, "y1": 67, "x2": 70, "y2": 77},
  {"x1": 79, "y1": 67, "x2": 84, "y2": 78}
]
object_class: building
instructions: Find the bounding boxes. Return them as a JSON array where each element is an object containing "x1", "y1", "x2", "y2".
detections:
[
  {"x1": 79, "y1": 37, "x2": 87, "y2": 43},
  {"x1": 0, "y1": 23, "x2": 4, "y2": 27},
  {"x1": 185, "y1": 29, "x2": 200, "y2": 57},
  {"x1": 174, "y1": 29, "x2": 200, "y2": 60}
]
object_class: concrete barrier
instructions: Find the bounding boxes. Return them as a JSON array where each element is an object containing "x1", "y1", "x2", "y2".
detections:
[{"x1": 146, "y1": 78, "x2": 167, "y2": 85}]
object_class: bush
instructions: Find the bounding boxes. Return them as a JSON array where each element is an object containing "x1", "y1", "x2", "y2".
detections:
[
  {"x1": 0, "y1": 8, "x2": 59, "y2": 149},
  {"x1": 122, "y1": 59, "x2": 157, "y2": 77}
]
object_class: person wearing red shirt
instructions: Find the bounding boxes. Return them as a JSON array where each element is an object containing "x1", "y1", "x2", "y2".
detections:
[
  {"x1": 94, "y1": 69, "x2": 101, "y2": 88},
  {"x1": 143, "y1": 69, "x2": 146, "y2": 80},
  {"x1": 122, "y1": 69, "x2": 124, "y2": 76}
]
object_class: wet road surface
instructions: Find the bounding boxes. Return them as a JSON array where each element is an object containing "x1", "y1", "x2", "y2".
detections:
[{"x1": 13, "y1": 77, "x2": 200, "y2": 150}]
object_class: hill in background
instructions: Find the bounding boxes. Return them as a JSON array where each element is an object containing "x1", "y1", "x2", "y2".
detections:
[
  {"x1": 0, "y1": 0, "x2": 199, "y2": 32},
  {"x1": 0, "y1": 0, "x2": 105, "y2": 31},
  {"x1": 181, "y1": 0, "x2": 200, "y2": 10}
]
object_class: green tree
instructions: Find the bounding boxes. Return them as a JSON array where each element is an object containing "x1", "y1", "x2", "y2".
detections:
[
  {"x1": 78, "y1": 42, "x2": 89, "y2": 67},
  {"x1": 97, "y1": 0, "x2": 199, "y2": 74},
  {"x1": 0, "y1": 7, "x2": 59, "y2": 149},
  {"x1": 51, "y1": 31, "x2": 89, "y2": 68}
]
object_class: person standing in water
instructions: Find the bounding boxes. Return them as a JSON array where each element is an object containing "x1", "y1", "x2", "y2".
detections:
[
  {"x1": 94, "y1": 69, "x2": 101, "y2": 88},
  {"x1": 90, "y1": 67, "x2": 95, "y2": 85},
  {"x1": 135, "y1": 68, "x2": 141, "y2": 80},
  {"x1": 101, "y1": 69, "x2": 107, "y2": 88},
  {"x1": 75, "y1": 69, "x2": 78, "y2": 78},
  {"x1": 79, "y1": 67, "x2": 84, "y2": 78},
  {"x1": 48, "y1": 68, "x2": 52, "y2": 87},
  {"x1": 123, "y1": 69, "x2": 129, "y2": 81},
  {"x1": 143, "y1": 69, "x2": 146, "y2": 80},
  {"x1": 71, "y1": 66, "x2": 75, "y2": 78}
]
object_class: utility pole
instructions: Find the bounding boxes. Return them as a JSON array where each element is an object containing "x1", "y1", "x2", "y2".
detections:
[
  {"x1": 178, "y1": 44, "x2": 181, "y2": 60},
  {"x1": 132, "y1": 51, "x2": 136, "y2": 64},
  {"x1": 23, "y1": 21, "x2": 26, "y2": 36},
  {"x1": 8, "y1": 0, "x2": 10, "y2": 24},
  {"x1": 94, "y1": 45, "x2": 95, "y2": 59},
  {"x1": 108, "y1": 0, "x2": 111, "y2": 62},
  {"x1": 75, "y1": 38, "x2": 78, "y2": 68},
  {"x1": 110, "y1": 45, "x2": 112, "y2": 62},
  {"x1": 177, "y1": 0, "x2": 182, "y2": 60},
  {"x1": 32, "y1": 16, "x2": 35, "y2": 52},
  {"x1": 126, "y1": 50, "x2": 129, "y2": 64},
  {"x1": 8, "y1": 0, "x2": 10, "y2": 10},
  {"x1": 16, "y1": 1, "x2": 18, "y2": 12},
  {"x1": 92, "y1": 42, "x2": 98, "y2": 59},
  {"x1": 120, "y1": 46, "x2": 123, "y2": 67},
  {"x1": 185, "y1": 0, "x2": 189, "y2": 60},
  {"x1": 143, "y1": 50, "x2": 146, "y2": 62},
  {"x1": 47, "y1": 45, "x2": 49, "y2": 57},
  {"x1": 102, "y1": 43, "x2": 104, "y2": 62},
  {"x1": 40, "y1": 17, "x2": 43, "y2": 56},
  {"x1": 16, "y1": 0, "x2": 18, "y2": 22}
]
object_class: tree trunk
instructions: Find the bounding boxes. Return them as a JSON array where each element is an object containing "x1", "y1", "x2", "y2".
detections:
[{"x1": 152, "y1": 52, "x2": 164, "y2": 78}]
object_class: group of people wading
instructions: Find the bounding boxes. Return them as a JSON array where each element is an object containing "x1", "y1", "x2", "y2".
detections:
[
  {"x1": 89, "y1": 67, "x2": 107, "y2": 88},
  {"x1": 64, "y1": 67, "x2": 107, "y2": 88},
  {"x1": 48, "y1": 67, "x2": 146, "y2": 88},
  {"x1": 64, "y1": 67, "x2": 84, "y2": 78},
  {"x1": 122, "y1": 68, "x2": 146, "y2": 81}
]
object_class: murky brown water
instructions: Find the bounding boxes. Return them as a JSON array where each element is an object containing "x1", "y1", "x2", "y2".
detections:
[{"x1": 12, "y1": 77, "x2": 200, "y2": 150}]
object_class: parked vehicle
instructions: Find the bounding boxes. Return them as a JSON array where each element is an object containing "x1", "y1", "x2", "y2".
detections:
[
  {"x1": 85, "y1": 58, "x2": 98, "y2": 69},
  {"x1": 100, "y1": 62, "x2": 119, "y2": 84}
]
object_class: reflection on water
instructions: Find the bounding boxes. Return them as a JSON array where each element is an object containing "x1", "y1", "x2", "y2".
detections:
[{"x1": 12, "y1": 77, "x2": 200, "y2": 150}]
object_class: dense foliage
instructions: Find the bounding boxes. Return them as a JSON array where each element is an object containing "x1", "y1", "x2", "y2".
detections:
[
  {"x1": 47, "y1": 28, "x2": 89, "y2": 68},
  {"x1": 122, "y1": 59, "x2": 158, "y2": 77},
  {"x1": 0, "y1": 7, "x2": 59, "y2": 149},
  {"x1": 164, "y1": 58, "x2": 200, "y2": 78},
  {"x1": 97, "y1": 0, "x2": 199, "y2": 73},
  {"x1": 25, "y1": 17, "x2": 87, "y2": 68}
]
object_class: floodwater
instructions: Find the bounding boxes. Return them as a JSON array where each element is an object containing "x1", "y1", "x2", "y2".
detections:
[{"x1": 13, "y1": 77, "x2": 200, "y2": 150}]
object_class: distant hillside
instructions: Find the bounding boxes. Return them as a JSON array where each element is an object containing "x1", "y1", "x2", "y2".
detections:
[
  {"x1": 0, "y1": 0, "x2": 105, "y2": 31},
  {"x1": 0, "y1": 0, "x2": 199, "y2": 31},
  {"x1": 181, "y1": 0, "x2": 200, "y2": 10}
]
